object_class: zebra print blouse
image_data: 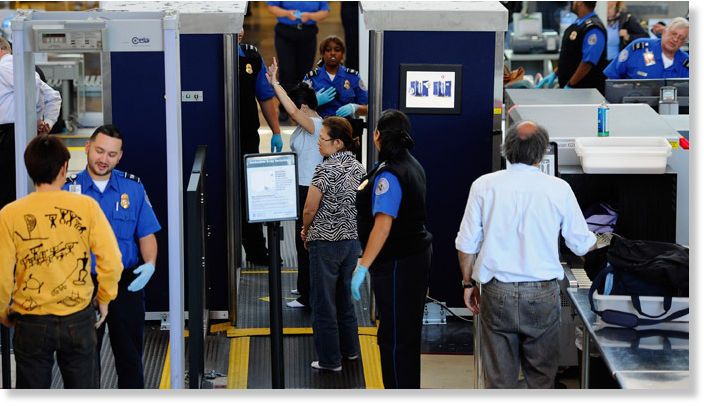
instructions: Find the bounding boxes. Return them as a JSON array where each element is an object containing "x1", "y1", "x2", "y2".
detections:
[{"x1": 307, "y1": 151, "x2": 365, "y2": 242}]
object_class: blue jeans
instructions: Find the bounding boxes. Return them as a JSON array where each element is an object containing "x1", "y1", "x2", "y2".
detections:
[
  {"x1": 13, "y1": 305, "x2": 99, "y2": 388},
  {"x1": 480, "y1": 278, "x2": 560, "y2": 389},
  {"x1": 308, "y1": 239, "x2": 361, "y2": 368}
]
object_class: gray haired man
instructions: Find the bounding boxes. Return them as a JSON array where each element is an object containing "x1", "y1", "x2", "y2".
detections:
[{"x1": 455, "y1": 121, "x2": 596, "y2": 388}]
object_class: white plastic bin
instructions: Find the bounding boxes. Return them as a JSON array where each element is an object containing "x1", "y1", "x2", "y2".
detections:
[
  {"x1": 574, "y1": 137, "x2": 672, "y2": 174},
  {"x1": 593, "y1": 292, "x2": 689, "y2": 323}
]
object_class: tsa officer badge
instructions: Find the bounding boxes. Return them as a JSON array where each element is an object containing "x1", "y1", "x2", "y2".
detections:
[
  {"x1": 643, "y1": 49, "x2": 656, "y2": 66},
  {"x1": 246, "y1": 63, "x2": 253, "y2": 74},
  {"x1": 569, "y1": 31, "x2": 578, "y2": 41},
  {"x1": 344, "y1": 79, "x2": 350, "y2": 90},
  {"x1": 120, "y1": 193, "x2": 130, "y2": 209}
]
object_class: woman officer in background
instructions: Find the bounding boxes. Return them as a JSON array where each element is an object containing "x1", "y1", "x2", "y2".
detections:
[
  {"x1": 304, "y1": 36, "x2": 368, "y2": 158},
  {"x1": 351, "y1": 109, "x2": 432, "y2": 389}
]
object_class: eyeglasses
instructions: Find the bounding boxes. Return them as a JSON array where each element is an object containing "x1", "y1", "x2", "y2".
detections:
[{"x1": 319, "y1": 137, "x2": 334, "y2": 142}]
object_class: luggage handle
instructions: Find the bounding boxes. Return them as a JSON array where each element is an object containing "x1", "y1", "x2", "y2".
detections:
[{"x1": 631, "y1": 295, "x2": 671, "y2": 319}]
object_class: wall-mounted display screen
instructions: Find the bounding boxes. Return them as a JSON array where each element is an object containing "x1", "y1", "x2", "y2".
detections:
[{"x1": 399, "y1": 64, "x2": 462, "y2": 114}]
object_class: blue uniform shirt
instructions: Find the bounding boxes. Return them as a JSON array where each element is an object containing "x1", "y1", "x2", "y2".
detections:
[
  {"x1": 603, "y1": 38, "x2": 690, "y2": 79},
  {"x1": 63, "y1": 169, "x2": 161, "y2": 273},
  {"x1": 304, "y1": 65, "x2": 368, "y2": 117},
  {"x1": 239, "y1": 46, "x2": 275, "y2": 102},
  {"x1": 575, "y1": 12, "x2": 606, "y2": 65},
  {"x1": 372, "y1": 171, "x2": 402, "y2": 218},
  {"x1": 266, "y1": 1, "x2": 330, "y2": 25}
]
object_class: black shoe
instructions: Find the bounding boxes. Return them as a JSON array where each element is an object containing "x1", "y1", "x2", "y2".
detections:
[{"x1": 248, "y1": 254, "x2": 269, "y2": 266}]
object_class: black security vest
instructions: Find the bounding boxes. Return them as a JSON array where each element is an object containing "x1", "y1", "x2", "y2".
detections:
[
  {"x1": 239, "y1": 44, "x2": 263, "y2": 153},
  {"x1": 558, "y1": 16, "x2": 608, "y2": 92},
  {"x1": 356, "y1": 149, "x2": 432, "y2": 264}
]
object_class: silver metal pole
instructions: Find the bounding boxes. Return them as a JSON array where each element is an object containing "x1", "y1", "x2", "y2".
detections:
[
  {"x1": 366, "y1": 30, "x2": 383, "y2": 323},
  {"x1": 223, "y1": 33, "x2": 239, "y2": 325},
  {"x1": 163, "y1": 10, "x2": 185, "y2": 389},
  {"x1": 11, "y1": 10, "x2": 37, "y2": 200},
  {"x1": 100, "y1": 51, "x2": 112, "y2": 125}
]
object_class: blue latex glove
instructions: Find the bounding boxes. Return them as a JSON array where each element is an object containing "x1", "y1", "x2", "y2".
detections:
[
  {"x1": 271, "y1": 134, "x2": 283, "y2": 152},
  {"x1": 127, "y1": 263, "x2": 155, "y2": 292},
  {"x1": 336, "y1": 103, "x2": 357, "y2": 117},
  {"x1": 563, "y1": 84, "x2": 573, "y2": 89},
  {"x1": 535, "y1": 72, "x2": 556, "y2": 88},
  {"x1": 351, "y1": 264, "x2": 368, "y2": 301},
  {"x1": 294, "y1": 11, "x2": 301, "y2": 20},
  {"x1": 316, "y1": 87, "x2": 337, "y2": 106}
]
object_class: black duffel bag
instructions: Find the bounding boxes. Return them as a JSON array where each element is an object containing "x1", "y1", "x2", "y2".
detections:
[{"x1": 587, "y1": 235, "x2": 689, "y2": 328}]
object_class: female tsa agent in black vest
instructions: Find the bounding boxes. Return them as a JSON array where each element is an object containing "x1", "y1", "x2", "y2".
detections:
[{"x1": 351, "y1": 109, "x2": 433, "y2": 389}]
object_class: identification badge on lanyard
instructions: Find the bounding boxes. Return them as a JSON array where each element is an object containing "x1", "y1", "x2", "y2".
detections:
[
  {"x1": 68, "y1": 184, "x2": 81, "y2": 194},
  {"x1": 643, "y1": 50, "x2": 656, "y2": 66}
]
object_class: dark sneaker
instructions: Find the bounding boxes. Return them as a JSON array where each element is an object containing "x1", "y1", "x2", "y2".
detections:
[{"x1": 311, "y1": 361, "x2": 341, "y2": 372}]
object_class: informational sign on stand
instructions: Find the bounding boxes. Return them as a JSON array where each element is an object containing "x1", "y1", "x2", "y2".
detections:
[
  {"x1": 244, "y1": 153, "x2": 299, "y2": 223},
  {"x1": 243, "y1": 152, "x2": 298, "y2": 388}
]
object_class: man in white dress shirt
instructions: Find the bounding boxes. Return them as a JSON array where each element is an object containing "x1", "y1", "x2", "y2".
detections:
[
  {"x1": 0, "y1": 37, "x2": 61, "y2": 209},
  {"x1": 455, "y1": 120, "x2": 596, "y2": 389}
]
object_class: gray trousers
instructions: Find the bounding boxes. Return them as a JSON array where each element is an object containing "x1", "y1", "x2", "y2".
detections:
[{"x1": 479, "y1": 278, "x2": 561, "y2": 389}]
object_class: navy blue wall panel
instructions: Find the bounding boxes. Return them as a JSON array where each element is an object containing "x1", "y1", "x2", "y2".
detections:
[
  {"x1": 382, "y1": 31, "x2": 495, "y2": 307},
  {"x1": 111, "y1": 34, "x2": 228, "y2": 312}
]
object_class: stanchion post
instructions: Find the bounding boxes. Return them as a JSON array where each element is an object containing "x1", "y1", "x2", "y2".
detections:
[{"x1": 267, "y1": 222, "x2": 285, "y2": 388}]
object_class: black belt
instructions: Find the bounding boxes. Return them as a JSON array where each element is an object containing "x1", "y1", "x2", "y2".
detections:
[{"x1": 280, "y1": 22, "x2": 316, "y2": 31}]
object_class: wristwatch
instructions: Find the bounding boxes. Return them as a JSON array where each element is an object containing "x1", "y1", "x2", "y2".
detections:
[{"x1": 462, "y1": 280, "x2": 477, "y2": 289}]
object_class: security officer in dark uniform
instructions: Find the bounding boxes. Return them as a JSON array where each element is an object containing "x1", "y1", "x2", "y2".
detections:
[
  {"x1": 238, "y1": 29, "x2": 281, "y2": 264},
  {"x1": 351, "y1": 109, "x2": 432, "y2": 389},
  {"x1": 603, "y1": 17, "x2": 689, "y2": 80},
  {"x1": 64, "y1": 124, "x2": 160, "y2": 388},
  {"x1": 304, "y1": 36, "x2": 368, "y2": 159},
  {"x1": 536, "y1": 2, "x2": 607, "y2": 93}
]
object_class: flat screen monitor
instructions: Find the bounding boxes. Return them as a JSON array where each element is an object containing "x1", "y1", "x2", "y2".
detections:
[{"x1": 604, "y1": 79, "x2": 666, "y2": 108}]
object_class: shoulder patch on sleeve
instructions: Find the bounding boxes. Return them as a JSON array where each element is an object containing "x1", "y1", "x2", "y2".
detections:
[
  {"x1": 306, "y1": 69, "x2": 319, "y2": 79},
  {"x1": 618, "y1": 48, "x2": 629, "y2": 62},
  {"x1": 683, "y1": 59, "x2": 689, "y2": 68},
  {"x1": 632, "y1": 41, "x2": 646, "y2": 51},
  {"x1": 345, "y1": 67, "x2": 359, "y2": 76},
  {"x1": 587, "y1": 33, "x2": 598, "y2": 45},
  {"x1": 375, "y1": 177, "x2": 390, "y2": 196},
  {"x1": 122, "y1": 172, "x2": 141, "y2": 183},
  {"x1": 65, "y1": 173, "x2": 78, "y2": 184}
]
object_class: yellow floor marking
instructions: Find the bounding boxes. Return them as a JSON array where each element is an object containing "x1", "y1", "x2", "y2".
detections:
[
  {"x1": 359, "y1": 334, "x2": 384, "y2": 389},
  {"x1": 241, "y1": 270, "x2": 298, "y2": 274},
  {"x1": 227, "y1": 327, "x2": 313, "y2": 337},
  {"x1": 159, "y1": 346, "x2": 171, "y2": 389},
  {"x1": 210, "y1": 321, "x2": 231, "y2": 334},
  {"x1": 258, "y1": 296, "x2": 298, "y2": 302},
  {"x1": 227, "y1": 337, "x2": 250, "y2": 389}
]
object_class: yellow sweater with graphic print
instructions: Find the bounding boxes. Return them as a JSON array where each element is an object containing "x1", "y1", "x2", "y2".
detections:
[{"x1": 0, "y1": 191, "x2": 122, "y2": 317}]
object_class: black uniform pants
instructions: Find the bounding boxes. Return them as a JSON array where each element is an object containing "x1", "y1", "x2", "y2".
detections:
[
  {"x1": 370, "y1": 246, "x2": 432, "y2": 389},
  {"x1": 0, "y1": 123, "x2": 15, "y2": 210},
  {"x1": 294, "y1": 185, "x2": 310, "y2": 305},
  {"x1": 274, "y1": 23, "x2": 319, "y2": 93},
  {"x1": 92, "y1": 268, "x2": 146, "y2": 389},
  {"x1": 240, "y1": 129, "x2": 267, "y2": 260}
]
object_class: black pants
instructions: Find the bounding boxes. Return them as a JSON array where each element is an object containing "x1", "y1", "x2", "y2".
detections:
[
  {"x1": 370, "y1": 246, "x2": 432, "y2": 389},
  {"x1": 92, "y1": 269, "x2": 146, "y2": 389},
  {"x1": 240, "y1": 129, "x2": 268, "y2": 260},
  {"x1": 294, "y1": 185, "x2": 310, "y2": 306},
  {"x1": 274, "y1": 23, "x2": 319, "y2": 93},
  {"x1": 0, "y1": 123, "x2": 15, "y2": 210},
  {"x1": 13, "y1": 305, "x2": 99, "y2": 389}
]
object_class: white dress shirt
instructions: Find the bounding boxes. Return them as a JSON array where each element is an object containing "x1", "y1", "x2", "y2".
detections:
[
  {"x1": 0, "y1": 54, "x2": 62, "y2": 126},
  {"x1": 455, "y1": 163, "x2": 596, "y2": 283}
]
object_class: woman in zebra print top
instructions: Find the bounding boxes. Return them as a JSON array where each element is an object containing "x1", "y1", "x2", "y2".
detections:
[{"x1": 300, "y1": 117, "x2": 365, "y2": 372}]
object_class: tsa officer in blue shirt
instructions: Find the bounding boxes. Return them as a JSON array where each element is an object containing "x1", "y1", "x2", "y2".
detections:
[
  {"x1": 238, "y1": 28, "x2": 282, "y2": 264},
  {"x1": 603, "y1": 17, "x2": 689, "y2": 80},
  {"x1": 536, "y1": 1, "x2": 608, "y2": 92},
  {"x1": 303, "y1": 36, "x2": 369, "y2": 119},
  {"x1": 64, "y1": 124, "x2": 160, "y2": 388},
  {"x1": 266, "y1": 1, "x2": 330, "y2": 121}
]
